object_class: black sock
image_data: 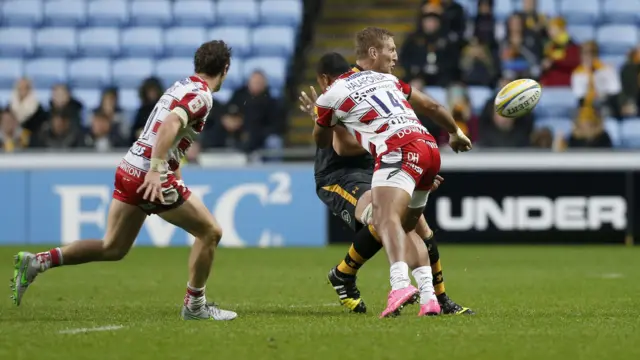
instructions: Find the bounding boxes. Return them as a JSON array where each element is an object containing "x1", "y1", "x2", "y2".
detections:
[
  {"x1": 423, "y1": 233, "x2": 445, "y2": 296},
  {"x1": 336, "y1": 226, "x2": 383, "y2": 277}
]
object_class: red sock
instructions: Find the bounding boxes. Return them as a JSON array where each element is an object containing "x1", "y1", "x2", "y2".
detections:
[{"x1": 36, "y1": 248, "x2": 63, "y2": 270}]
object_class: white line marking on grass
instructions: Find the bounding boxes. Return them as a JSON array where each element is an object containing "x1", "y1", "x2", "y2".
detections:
[
  {"x1": 600, "y1": 273, "x2": 624, "y2": 279},
  {"x1": 58, "y1": 325, "x2": 124, "y2": 335}
]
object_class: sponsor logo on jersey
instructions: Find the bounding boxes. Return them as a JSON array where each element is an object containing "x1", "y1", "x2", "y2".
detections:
[{"x1": 188, "y1": 95, "x2": 205, "y2": 114}]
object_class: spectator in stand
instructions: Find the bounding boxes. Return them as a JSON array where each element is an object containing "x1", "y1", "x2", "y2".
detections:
[
  {"x1": 211, "y1": 71, "x2": 282, "y2": 152},
  {"x1": 619, "y1": 46, "x2": 640, "y2": 117},
  {"x1": 439, "y1": 84, "x2": 478, "y2": 144},
  {"x1": 517, "y1": 0, "x2": 547, "y2": 40},
  {"x1": 571, "y1": 41, "x2": 622, "y2": 119},
  {"x1": 0, "y1": 110, "x2": 30, "y2": 152},
  {"x1": 401, "y1": 13, "x2": 460, "y2": 86},
  {"x1": 49, "y1": 84, "x2": 83, "y2": 126},
  {"x1": 8, "y1": 78, "x2": 47, "y2": 135},
  {"x1": 421, "y1": 0, "x2": 466, "y2": 43},
  {"x1": 477, "y1": 111, "x2": 532, "y2": 147},
  {"x1": 129, "y1": 77, "x2": 163, "y2": 143},
  {"x1": 473, "y1": 0, "x2": 497, "y2": 51},
  {"x1": 500, "y1": 14, "x2": 541, "y2": 79},
  {"x1": 79, "y1": 111, "x2": 126, "y2": 152},
  {"x1": 95, "y1": 87, "x2": 127, "y2": 138},
  {"x1": 33, "y1": 110, "x2": 81, "y2": 149},
  {"x1": 530, "y1": 127, "x2": 554, "y2": 150},
  {"x1": 461, "y1": 37, "x2": 498, "y2": 86},
  {"x1": 539, "y1": 17, "x2": 579, "y2": 86},
  {"x1": 564, "y1": 107, "x2": 612, "y2": 148}
]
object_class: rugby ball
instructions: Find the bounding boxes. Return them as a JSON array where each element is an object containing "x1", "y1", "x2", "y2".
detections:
[{"x1": 494, "y1": 79, "x2": 542, "y2": 118}]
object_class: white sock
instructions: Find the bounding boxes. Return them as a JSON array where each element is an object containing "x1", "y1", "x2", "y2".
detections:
[
  {"x1": 412, "y1": 266, "x2": 436, "y2": 304},
  {"x1": 390, "y1": 261, "x2": 411, "y2": 291},
  {"x1": 185, "y1": 283, "x2": 206, "y2": 311}
]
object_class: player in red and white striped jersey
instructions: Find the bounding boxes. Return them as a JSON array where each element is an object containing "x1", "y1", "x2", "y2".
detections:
[
  {"x1": 311, "y1": 27, "x2": 472, "y2": 318},
  {"x1": 11, "y1": 41, "x2": 237, "y2": 321}
]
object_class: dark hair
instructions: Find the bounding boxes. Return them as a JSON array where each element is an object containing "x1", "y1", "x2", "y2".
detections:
[
  {"x1": 194, "y1": 40, "x2": 232, "y2": 77},
  {"x1": 138, "y1": 77, "x2": 164, "y2": 103},
  {"x1": 316, "y1": 52, "x2": 351, "y2": 77},
  {"x1": 355, "y1": 27, "x2": 394, "y2": 59}
]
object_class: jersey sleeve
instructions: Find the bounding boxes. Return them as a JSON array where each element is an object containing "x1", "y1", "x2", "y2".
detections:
[
  {"x1": 172, "y1": 91, "x2": 210, "y2": 127},
  {"x1": 397, "y1": 79, "x2": 412, "y2": 100},
  {"x1": 315, "y1": 90, "x2": 340, "y2": 128}
]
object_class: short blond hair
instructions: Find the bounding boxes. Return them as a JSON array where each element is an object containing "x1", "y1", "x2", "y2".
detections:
[{"x1": 355, "y1": 27, "x2": 394, "y2": 59}]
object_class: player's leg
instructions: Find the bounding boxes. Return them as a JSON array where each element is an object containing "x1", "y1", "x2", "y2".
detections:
[
  {"x1": 11, "y1": 199, "x2": 146, "y2": 306},
  {"x1": 158, "y1": 194, "x2": 235, "y2": 321},
  {"x1": 415, "y1": 216, "x2": 475, "y2": 315}
]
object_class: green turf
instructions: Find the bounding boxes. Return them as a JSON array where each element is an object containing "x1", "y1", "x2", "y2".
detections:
[{"x1": 1, "y1": 245, "x2": 639, "y2": 360}]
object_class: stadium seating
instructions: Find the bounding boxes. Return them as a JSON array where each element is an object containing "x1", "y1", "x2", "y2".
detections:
[
  {"x1": 424, "y1": 87, "x2": 447, "y2": 108},
  {"x1": 559, "y1": 0, "x2": 600, "y2": 25},
  {"x1": 130, "y1": 0, "x2": 173, "y2": 27},
  {"x1": 74, "y1": 89, "x2": 102, "y2": 112},
  {"x1": 35, "y1": 28, "x2": 77, "y2": 56},
  {"x1": 0, "y1": 28, "x2": 34, "y2": 56},
  {"x1": 216, "y1": 1, "x2": 259, "y2": 26},
  {"x1": 43, "y1": 0, "x2": 86, "y2": 27},
  {"x1": 259, "y1": 0, "x2": 303, "y2": 26},
  {"x1": 118, "y1": 88, "x2": 141, "y2": 112},
  {"x1": 173, "y1": 0, "x2": 216, "y2": 26},
  {"x1": 155, "y1": 58, "x2": 194, "y2": 88},
  {"x1": 209, "y1": 26, "x2": 252, "y2": 57},
  {"x1": 25, "y1": 58, "x2": 68, "y2": 88},
  {"x1": 597, "y1": 25, "x2": 639, "y2": 55},
  {"x1": 600, "y1": 55, "x2": 627, "y2": 71},
  {"x1": 566, "y1": 25, "x2": 594, "y2": 44},
  {"x1": 121, "y1": 27, "x2": 164, "y2": 57},
  {"x1": 243, "y1": 57, "x2": 287, "y2": 89},
  {"x1": 535, "y1": 87, "x2": 575, "y2": 118},
  {"x1": 68, "y1": 58, "x2": 112, "y2": 88},
  {"x1": 87, "y1": 0, "x2": 129, "y2": 26},
  {"x1": 35, "y1": 88, "x2": 52, "y2": 109},
  {"x1": 224, "y1": 58, "x2": 245, "y2": 89},
  {"x1": 213, "y1": 88, "x2": 233, "y2": 103},
  {"x1": 78, "y1": 28, "x2": 121, "y2": 57},
  {"x1": 535, "y1": 117, "x2": 573, "y2": 137},
  {"x1": 112, "y1": 58, "x2": 155, "y2": 88},
  {"x1": 252, "y1": 26, "x2": 296, "y2": 57},
  {"x1": 604, "y1": 118, "x2": 621, "y2": 147},
  {"x1": 1, "y1": 0, "x2": 43, "y2": 27},
  {"x1": 467, "y1": 87, "x2": 493, "y2": 113},
  {"x1": 620, "y1": 118, "x2": 640, "y2": 148},
  {"x1": 602, "y1": 0, "x2": 640, "y2": 25},
  {"x1": 0, "y1": 59, "x2": 23, "y2": 88},
  {"x1": 493, "y1": 0, "x2": 514, "y2": 21},
  {"x1": 165, "y1": 27, "x2": 207, "y2": 57}
]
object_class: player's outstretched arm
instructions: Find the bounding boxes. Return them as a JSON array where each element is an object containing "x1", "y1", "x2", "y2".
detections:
[
  {"x1": 332, "y1": 124, "x2": 367, "y2": 156},
  {"x1": 409, "y1": 87, "x2": 472, "y2": 153}
]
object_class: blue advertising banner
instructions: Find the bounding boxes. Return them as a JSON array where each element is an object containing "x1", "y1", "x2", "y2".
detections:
[{"x1": 1, "y1": 167, "x2": 326, "y2": 247}]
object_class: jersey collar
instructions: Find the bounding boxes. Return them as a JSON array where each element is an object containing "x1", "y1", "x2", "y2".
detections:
[
  {"x1": 351, "y1": 64, "x2": 364, "y2": 72},
  {"x1": 189, "y1": 75, "x2": 210, "y2": 92}
]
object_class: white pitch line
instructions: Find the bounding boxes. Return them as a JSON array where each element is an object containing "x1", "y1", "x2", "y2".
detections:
[
  {"x1": 600, "y1": 273, "x2": 624, "y2": 279},
  {"x1": 58, "y1": 325, "x2": 125, "y2": 335}
]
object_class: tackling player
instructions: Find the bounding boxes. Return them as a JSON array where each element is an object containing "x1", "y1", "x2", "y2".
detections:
[
  {"x1": 302, "y1": 52, "x2": 473, "y2": 316},
  {"x1": 311, "y1": 28, "x2": 472, "y2": 317},
  {"x1": 10, "y1": 41, "x2": 237, "y2": 321}
]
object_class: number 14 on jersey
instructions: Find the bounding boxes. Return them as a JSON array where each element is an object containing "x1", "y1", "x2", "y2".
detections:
[{"x1": 370, "y1": 90, "x2": 406, "y2": 116}]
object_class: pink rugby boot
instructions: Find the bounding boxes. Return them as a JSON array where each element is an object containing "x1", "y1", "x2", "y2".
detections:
[
  {"x1": 418, "y1": 298, "x2": 441, "y2": 317},
  {"x1": 379, "y1": 285, "x2": 419, "y2": 318}
]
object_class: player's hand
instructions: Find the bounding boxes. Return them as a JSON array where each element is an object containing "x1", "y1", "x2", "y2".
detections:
[
  {"x1": 298, "y1": 86, "x2": 318, "y2": 118},
  {"x1": 449, "y1": 128, "x2": 472, "y2": 153},
  {"x1": 137, "y1": 170, "x2": 164, "y2": 203},
  {"x1": 431, "y1": 175, "x2": 444, "y2": 192}
]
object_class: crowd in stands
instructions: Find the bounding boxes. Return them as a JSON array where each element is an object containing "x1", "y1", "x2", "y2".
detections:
[
  {"x1": 0, "y1": 73, "x2": 285, "y2": 155},
  {"x1": 403, "y1": 0, "x2": 640, "y2": 150}
]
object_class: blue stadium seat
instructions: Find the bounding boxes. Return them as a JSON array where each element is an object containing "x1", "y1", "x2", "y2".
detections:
[
  {"x1": 68, "y1": 58, "x2": 112, "y2": 88},
  {"x1": 155, "y1": 58, "x2": 194, "y2": 87},
  {"x1": 0, "y1": 28, "x2": 34, "y2": 57},
  {"x1": 493, "y1": 0, "x2": 513, "y2": 21},
  {"x1": 567, "y1": 25, "x2": 595, "y2": 44},
  {"x1": 602, "y1": 0, "x2": 640, "y2": 25},
  {"x1": 35, "y1": 88, "x2": 52, "y2": 109},
  {"x1": 118, "y1": 88, "x2": 141, "y2": 111},
  {"x1": 130, "y1": 0, "x2": 173, "y2": 26},
  {"x1": 243, "y1": 57, "x2": 286, "y2": 89},
  {"x1": 560, "y1": 0, "x2": 600, "y2": 25},
  {"x1": 534, "y1": 117, "x2": 573, "y2": 137},
  {"x1": 213, "y1": 88, "x2": 233, "y2": 103},
  {"x1": 173, "y1": 0, "x2": 216, "y2": 26},
  {"x1": 620, "y1": 118, "x2": 640, "y2": 148},
  {"x1": 78, "y1": 28, "x2": 120, "y2": 57},
  {"x1": 1, "y1": 0, "x2": 43, "y2": 26},
  {"x1": 536, "y1": 0, "x2": 559, "y2": 16},
  {"x1": 164, "y1": 27, "x2": 206, "y2": 57},
  {"x1": 112, "y1": 58, "x2": 155, "y2": 88},
  {"x1": 603, "y1": 118, "x2": 621, "y2": 147},
  {"x1": 467, "y1": 86, "x2": 492, "y2": 113},
  {"x1": 87, "y1": 0, "x2": 129, "y2": 26},
  {"x1": 597, "y1": 25, "x2": 639, "y2": 55},
  {"x1": 121, "y1": 27, "x2": 164, "y2": 57},
  {"x1": 424, "y1": 87, "x2": 447, "y2": 108},
  {"x1": 601, "y1": 55, "x2": 627, "y2": 71},
  {"x1": 224, "y1": 58, "x2": 244, "y2": 89},
  {"x1": 0, "y1": 59, "x2": 23, "y2": 88},
  {"x1": 251, "y1": 26, "x2": 295, "y2": 56},
  {"x1": 25, "y1": 58, "x2": 68, "y2": 88},
  {"x1": 0, "y1": 90, "x2": 12, "y2": 107},
  {"x1": 73, "y1": 89, "x2": 102, "y2": 112},
  {"x1": 260, "y1": 0, "x2": 302, "y2": 27},
  {"x1": 35, "y1": 28, "x2": 77, "y2": 56},
  {"x1": 534, "y1": 87, "x2": 575, "y2": 118},
  {"x1": 216, "y1": 0, "x2": 258, "y2": 26},
  {"x1": 209, "y1": 27, "x2": 252, "y2": 57},
  {"x1": 43, "y1": 0, "x2": 86, "y2": 27},
  {"x1": 458, "y1": 0, "x2": 476, "y2": 17}
]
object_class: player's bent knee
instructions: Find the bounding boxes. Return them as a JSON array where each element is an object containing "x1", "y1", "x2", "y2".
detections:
[
  {"x1": 101, "y1": 242, "x2": 130, "y2": 261},
  {"x1": 196, "y1": 222, "x2": 223, "y2": 247}
]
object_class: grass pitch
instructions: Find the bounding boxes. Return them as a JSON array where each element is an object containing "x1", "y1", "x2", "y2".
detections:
[{"x1": 1, "y1": 245, "x2": 639, "y2": 360}]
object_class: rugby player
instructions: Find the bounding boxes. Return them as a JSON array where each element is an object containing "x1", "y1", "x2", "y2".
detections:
[
  {"x1": 307, "y1": 27, "x2": 473, "y2": 317},
  {"x1": 302, "y1": 53, "x2": 473, "y2": 316},
  {"x1": 10, "y1": 41, "x2": 237, "y2": 321}
]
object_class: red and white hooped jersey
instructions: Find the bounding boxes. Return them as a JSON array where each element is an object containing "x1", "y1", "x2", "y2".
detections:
[
  {"x1": 122, "y1": 75, "x2": 213, "y2": 173},
  {"x1": 315, "y1": 67, "x2": 433, "y2": 158}
]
